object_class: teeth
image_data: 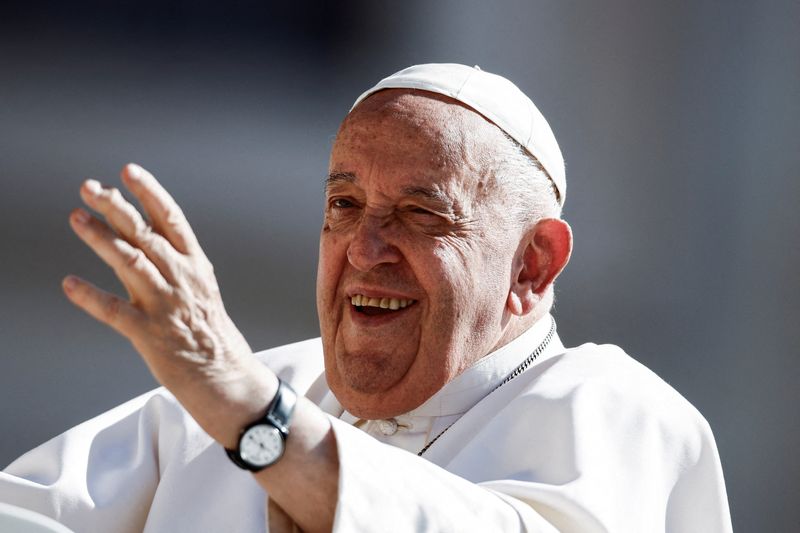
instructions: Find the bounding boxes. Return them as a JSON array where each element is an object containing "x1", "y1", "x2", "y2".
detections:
[{"x1": 350, "y1": 294, "x2": 415, "y2": 309}]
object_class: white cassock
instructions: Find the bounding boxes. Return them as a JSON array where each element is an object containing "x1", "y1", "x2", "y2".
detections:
[{"x1": 0, "y1": 316, "x2": 733, "y2": 532}]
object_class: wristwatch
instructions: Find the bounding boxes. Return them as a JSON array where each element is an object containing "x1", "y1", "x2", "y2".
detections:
[{"x1": 225, "y1": 379, "x2": 298, "y2": 472}]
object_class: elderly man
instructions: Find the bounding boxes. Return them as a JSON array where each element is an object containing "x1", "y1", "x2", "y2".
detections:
[{"x1": 0, "y1": 64, "x2": 732, "y2": 532}]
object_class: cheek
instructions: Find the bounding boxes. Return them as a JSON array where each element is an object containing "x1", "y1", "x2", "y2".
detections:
[
  {"x1": 317, "y1": 232, "x2": 345, "y2": 291},
  {"x1": 425, "y1": 239, "x2": 480, "y2": 294},
  {"x1": 424, "y1": 239, "x2": 509, "y2": 336},
  {"x1": 316, "y1": 232, "x2": 349, "y2": 331},
  {"x1": 413, "y1": 243, "x2": 476, "y2": 340}
]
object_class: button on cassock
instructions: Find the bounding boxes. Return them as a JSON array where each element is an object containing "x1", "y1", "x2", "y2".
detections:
[{"x1": 377, "y1": 418, "x2": 399, "y2": 436}]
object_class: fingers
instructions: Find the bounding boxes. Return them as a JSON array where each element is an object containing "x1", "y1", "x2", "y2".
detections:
[
  {"x1": 62, "y1": 275, "x2": 145, "y2": 337},
  {"x1": 69, "y1": 208, "x2": 171, "y2": 298},
  {"x1": 79, "y1": 179, "x2": 181, "y2": 283},
  {"x1": 121, "y1": 163, "x2": 201, "y2": 255}
]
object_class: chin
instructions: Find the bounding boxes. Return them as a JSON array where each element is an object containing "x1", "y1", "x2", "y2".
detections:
[
  {"x1": 328, "y1": 366, "x2": 447, "y2": 420},
  {"x1": 336, "y1": 344, "x2": 407, "y2": 383}
]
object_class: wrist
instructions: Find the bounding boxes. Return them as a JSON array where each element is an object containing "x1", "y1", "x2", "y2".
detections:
[
  {"x1": 179, "y1": 356, "x2": 279, "y2": 449},
  {"x1": 225, "y1": 378, "x2": 298, "y2": 471}
]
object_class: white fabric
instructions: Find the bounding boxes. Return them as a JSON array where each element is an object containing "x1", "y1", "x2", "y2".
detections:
[
  {"x1": 351, "y1": 63, "x2": 567, "y2": 205},
  {"x1": 0, "y1": 321, "x2": 732, "y2": 532},
  {"x1": 0, "y1": 503, "x2": 75, "y2": 533},
  {"x1": 0, "y1": 339, "x2": 326, "y2": 533}
]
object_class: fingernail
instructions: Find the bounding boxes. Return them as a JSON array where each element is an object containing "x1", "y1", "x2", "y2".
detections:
[
  {"x1": 72, "y1": 209, "x2": 90, "y2": 224},
  {"x1": 126, "y1": 163, "x2": 143, "y2": 181},
  {"x1": 85, "y1": 179, "x2": 102, "y2": 196},
  {"x1": 63, "y1": 276, "x2": 78, "y2": 291}
]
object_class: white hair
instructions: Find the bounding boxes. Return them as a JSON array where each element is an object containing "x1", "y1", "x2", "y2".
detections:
[
  {"x1": 488, "y1": 132, "x2": 563, "y2": 321},
  {"x1": 492, "y1": 131, "x2": 562, "y2": 227}
]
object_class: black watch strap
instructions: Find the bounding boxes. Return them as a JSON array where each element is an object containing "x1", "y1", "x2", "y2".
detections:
[{"x1": 225, "y1": 379, "x2": 298, "y2": 470}]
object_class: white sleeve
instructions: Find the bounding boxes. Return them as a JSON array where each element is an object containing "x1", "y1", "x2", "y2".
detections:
[
  {"x1": 0, "y1": 340, "x2": 326, "y2": 533},
  {"x1": 329, "y1": 418, "x2": 560, "y2": 533},
  {"x1": 0, "y1": 389, "x2": 171, "y2": 532},
  {"x1": 0, "y1": 389, "x2": 268, "y2": 533}
]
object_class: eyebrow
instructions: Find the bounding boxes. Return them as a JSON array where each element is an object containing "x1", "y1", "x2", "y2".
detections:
[
  {"x1": 325, "y1": 171, "x2": 356, "y2": 189},
  {"x1": 400, "y1": 185, "x2": 453, "y2": 210}
]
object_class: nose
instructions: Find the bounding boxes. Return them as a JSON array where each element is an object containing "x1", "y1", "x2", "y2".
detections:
[{"x1": 346, "y1": 214, "x2": 402, "y2": 272}]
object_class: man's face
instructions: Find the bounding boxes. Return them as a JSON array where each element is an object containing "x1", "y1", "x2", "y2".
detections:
[{"x1": 317, "y1": 90, "x2": 520, "y2": 419}]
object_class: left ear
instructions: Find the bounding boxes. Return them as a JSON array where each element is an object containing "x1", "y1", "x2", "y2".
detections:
[{"x1": 507, "y1": 218, "x2": 573, "y2": 316}]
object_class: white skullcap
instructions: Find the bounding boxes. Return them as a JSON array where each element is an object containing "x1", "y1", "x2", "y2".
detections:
[{"x1": 351, "y1": 63, "x2": 566, "y2": 205}]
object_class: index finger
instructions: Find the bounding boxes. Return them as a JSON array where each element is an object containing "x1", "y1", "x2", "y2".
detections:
[{"x1": 120, "y1": 163, "x2": 200, "y2": 255}]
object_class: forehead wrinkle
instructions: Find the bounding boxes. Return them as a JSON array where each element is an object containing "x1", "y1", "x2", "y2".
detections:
[
  {"x1": 345, "y1": 89, "x2": 509, "y2": 169},
  {"x1": 345, "y1": 91, "x2": 477, "y2": 169}
]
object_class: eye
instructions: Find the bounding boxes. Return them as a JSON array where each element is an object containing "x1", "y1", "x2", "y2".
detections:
[
  {"x1": 330, "y1": 197, "x2": 356, "y2": 209},
  {"x1": 405, "y1": 205, "x2": 441, "y2": 219}
]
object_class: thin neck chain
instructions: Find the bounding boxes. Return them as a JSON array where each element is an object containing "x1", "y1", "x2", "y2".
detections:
[{"x1": 417, "y1": 318, "x2": 556, "y2": 457}]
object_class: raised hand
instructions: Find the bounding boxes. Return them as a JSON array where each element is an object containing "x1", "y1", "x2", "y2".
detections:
[
  {"x1": 63, "y1": 163, "x2": 275, "y2": 447},
  {"x1": 64, "y1": 164, "x2": 337, "y2": 533}
]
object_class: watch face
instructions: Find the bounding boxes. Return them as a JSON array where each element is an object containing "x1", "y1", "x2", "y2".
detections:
[{"x1": 240, "y1": 424, "x2": 284, "y2": 467}]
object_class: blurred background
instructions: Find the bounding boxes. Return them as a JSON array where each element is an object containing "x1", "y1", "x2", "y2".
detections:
[{"x1": 1, "y1": 0, "x2": 797, "y2": 530}]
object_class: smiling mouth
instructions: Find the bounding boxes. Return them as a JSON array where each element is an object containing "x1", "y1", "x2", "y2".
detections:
[{"x1": 350, "y1": 294, "x2": 416, "y2": 316}]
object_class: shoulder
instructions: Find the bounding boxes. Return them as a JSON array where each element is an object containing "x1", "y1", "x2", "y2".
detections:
[
  {"x1": 514, "y1": 342, "x2": 714, "y2": 455},
  {"x1": 453, "y1": 343, "x2": 731, "y2": 530},
  {"x1": 539, "y1": 343, "x2": 703, "y2": 414}
]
